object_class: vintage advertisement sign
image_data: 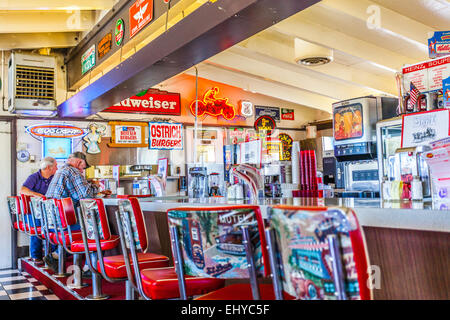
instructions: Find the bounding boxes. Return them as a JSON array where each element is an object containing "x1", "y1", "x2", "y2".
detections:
[
  {"x1": 108, "y1": 121, "x2": 148, "y2": 148},
  {"x1": 26, "y1": 124, "x2": 86, "y2": 139},
  {"x1": 401, "y1": 109, "x2": 450, "y2": 148},
  {"x1": 254, "y1": 115, "x2": 276, "y2": 136},
  {"x1": 281, "y1": 108, "x2": 295, "y2": 120},
  {"x1": 81, "y1": 44, "x2": 96, "y2": 75},
  {"x1": 444, "y1": 76, "x2": 450, "y2": 109},
  {"x1": 402, "y1": 56, "x2": 450, "y2": 93},
  {"x1": 239, "y1": 100, "x2": 253, "y2": 117},
  {"x1": 278, "y1": 133, "x2": 294, "y2": 161},
  {"x1": 190, "y1": 87, "x2": 236, "y2": 120},
  {"x1": 103, "y1": 89, "x2": 181, "y2": 115},
  {"x1": 129, "y1": 0, "x2": 153, "y2": 39},
  {"x1": 255, "y1": 106, "x2": 280, "y2": 121},
  {"x1": 98, "y1": 33, "x2": 112, "y2": 59},
  {"x1": 115, "y1": 18, "x2": 125, "y2": 46},
  {"x1": 428, "y1": 31, "x2": 450, "y2": 59},
  {"x1": 149, "y1": 122, "x2": 183, "y2": 150}
]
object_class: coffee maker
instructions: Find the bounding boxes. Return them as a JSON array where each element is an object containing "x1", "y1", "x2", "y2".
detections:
[{"x1": 333, "y1": 96, "x2": 398, "y2": 198}]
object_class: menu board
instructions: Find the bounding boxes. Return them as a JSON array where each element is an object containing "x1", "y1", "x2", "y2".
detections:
[
  {"x1": 402, "y1": 56, "x2": 450, "y2": 93},
  {"x1": 333, "y1": 104, "x2": 363, "y2": 141}
]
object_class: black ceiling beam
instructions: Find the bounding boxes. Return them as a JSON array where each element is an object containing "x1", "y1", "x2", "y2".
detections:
[{"x1": 58, "y1": 0, "x2": 320, "y2": 118}]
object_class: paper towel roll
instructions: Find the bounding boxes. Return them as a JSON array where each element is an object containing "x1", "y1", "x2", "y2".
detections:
[{"x1": 291, "y1": 141, "x2": 301, "y2": 186}]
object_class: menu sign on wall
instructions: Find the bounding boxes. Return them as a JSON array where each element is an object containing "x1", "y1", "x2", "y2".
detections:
[
  {"x1": 81, "y1": 44, "x2": 96, "y2": 75},
  {"x1": 149, "y1": 122, "x2": 183, "y2": 150},
  {"x1": 402, "y1": 56, "x2": 450, "y2": 93},
  {"x1": 103, "y1": 89, "x2": 181, "y2": 115},
  {"x1": 129, "y1": 0, "x2": 153, "y2": 38},
  {"x1": 401, "y1": 109, "x2": 450, "y2": 148}
]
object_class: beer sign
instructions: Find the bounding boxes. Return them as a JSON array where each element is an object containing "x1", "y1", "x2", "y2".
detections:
[{"x1": 149, "y1": 122, "x2": 183, "y2": 150}]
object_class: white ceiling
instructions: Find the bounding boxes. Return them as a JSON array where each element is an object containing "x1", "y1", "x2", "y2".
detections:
[{"x1": 1, "y1": 0, "x2": 449, "y2": 119}]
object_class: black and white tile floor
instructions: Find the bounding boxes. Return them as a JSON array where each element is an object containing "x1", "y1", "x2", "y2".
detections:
[{"x1": 0, "y1": 269, "x2": 60, "y2": 300}]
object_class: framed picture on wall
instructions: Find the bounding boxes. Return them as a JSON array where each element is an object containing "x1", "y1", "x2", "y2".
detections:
[
  {"x1": 158, "y1": 158, "x2": 168, "y2": 179},
  {"x1": 43, "y1": 137, "x2": 73, "y2": 160}
]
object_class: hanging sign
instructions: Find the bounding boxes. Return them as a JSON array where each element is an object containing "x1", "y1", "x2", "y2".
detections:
[
  {"x1": 254, "y1": 115, "x2": 276, "y2": 136},
  {"x1": 129, "y1": 0, "x2": 153, "y2": 39},
  {"x1": 81, "y1": 44, "x2": 96, "y2": 75},
  {"x1": 115, "y1": 18, "x2": 125, "y2": 46},
  {"x1": 189, "y1": 87, "x2": 236, "y2": 120},
  {"x1": 281, "y1": 108, "x2": 295, "y2": 120},
  {"x1": 103, "y1": 89, "x2": 181, "y2": 115},
  {"x1": 98, "y1": 33, "x2": 112, "y2": 59},
  {"x1": 278, "y1": 133, "x2": 293, "y2": 161},
  {"x1": 108, "y1": 121, "x2": 148, "y2": 148},
  {"x1": 401, "y1": 109, "x2": 450, "y2": 148},
  {"x1": 255, "y1": 106, "x2": 280, "y2": 121},
  {"x1": 402, "y1": 56, "x2": 450, "y2": 93},
  {"x1": 428, "y1": 31, "x2": 450, "y2": 59},
  {"x1": 149, "y1": 122, "x2": 183, "y2": 150}
]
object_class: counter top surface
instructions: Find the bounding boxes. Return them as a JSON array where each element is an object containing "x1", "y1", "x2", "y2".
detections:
[{"x1": 101, "y1": 197, "x2": 450, "y2": 233}]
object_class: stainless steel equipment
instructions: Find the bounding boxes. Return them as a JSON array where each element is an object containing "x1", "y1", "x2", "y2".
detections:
[
  {"x1": 188, "y1": 167, "x2": 208, "y2": 198},
  {"x1": 333, "y1": 96, "x2": 398, "y2": 198}
]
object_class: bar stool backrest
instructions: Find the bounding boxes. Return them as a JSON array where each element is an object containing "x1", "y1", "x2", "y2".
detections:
[
  {"x1": 117, "y1": 198, "x2": 149, "y2": 252},
  {"x1": 79, "y1": 199, "x2": 112, "y2": 240},
  {"x1": 267, "y1": 205, "x2": 372, "y2": 300},
  {"x1": 42, "y1": 199, "x2": 60, "y2": 230},
  {"x1": 56, "y1": 198, "x2": 78, "y2": 228},
  {"x1": 20, "y1": 194, "x2": 32, "y2": 215},
  {"x1": 7, "y1": 196, "x2": 22, "y2": 229},
  {"x1": 167, "y1": 205, "x2": 269, "y2": 279}
]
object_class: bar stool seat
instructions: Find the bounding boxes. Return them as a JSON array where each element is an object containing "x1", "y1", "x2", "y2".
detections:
[
  {"x1": 195, "y1": 283, "x2": 276, "y2": 300},
  {"x1": 51, "y1": 230, "x2": 83, "y2": 244},
  {"x1": 71, "y1": 235, "x2": 120, "y2": 252},
  {"x1": 99, "y1": 253, "x2": 170, "y2": 279},
  {"x1": 140, "y1": 267, "x2": 225, "y2": 300}
]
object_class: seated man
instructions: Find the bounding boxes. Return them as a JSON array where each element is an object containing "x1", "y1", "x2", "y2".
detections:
[
  {"x1": 45, "y1": 152, "x2": 100, "y2": 272},
  {"x1": 21, "y1": 157, "x2": 57, "y2": 263}
]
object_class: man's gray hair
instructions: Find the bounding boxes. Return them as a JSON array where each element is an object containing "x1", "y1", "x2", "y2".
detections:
[{"x1": 40, "y1": 157, "x2": 56, "y2": 170}]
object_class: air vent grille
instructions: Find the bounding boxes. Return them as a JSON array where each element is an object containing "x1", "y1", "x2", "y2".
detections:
[{"x1": 15, "y1": 65, "x2": 55, "y2": 100}]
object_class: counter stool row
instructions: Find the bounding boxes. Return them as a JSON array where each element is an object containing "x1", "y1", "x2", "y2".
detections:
[{"x1": 7, "y1": 195, "x2": 373, "y2": 300}]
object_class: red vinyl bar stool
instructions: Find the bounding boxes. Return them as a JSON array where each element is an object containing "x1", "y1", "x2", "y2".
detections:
[
  {"x1": 27, "y1": 196, "x2": 50, "y2": 266},
  {"x1": 81, "y1": 198, "x2": 169, "y2": 300},
  {"x1": 265, "y1": 205, "x2": 373, "y2": 300},
  {"x1": 7, "y1": 196, "x2": 25, "y2": 233},
  {"x1": 167, "y1": 205, "x2": 275, "y2": 300},
  {"x1": 77, "y1": 199, "x2": 121, "y2": 300},
  {"x1": 116, "y1": 198, "x2": 225, "y2": 300},
  {"x1": 41, "y1": 199, "x2": 72, "y2": 277}
]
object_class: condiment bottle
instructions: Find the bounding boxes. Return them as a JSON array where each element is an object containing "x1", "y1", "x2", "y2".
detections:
[
  {"x1": 381, "y1": 176, "x2": 392, "y2": 202},
  {"x1": 411, "y1": 176, "x2": 423, "y2": 201}
]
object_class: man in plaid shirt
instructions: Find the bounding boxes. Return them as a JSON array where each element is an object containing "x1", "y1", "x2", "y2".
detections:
[
  {"x1": 44, "y1": 151, "x2": 100, "y2": 272},
  {"x1": 46, "y1": 151, "x2": 100, "y2": 207}
]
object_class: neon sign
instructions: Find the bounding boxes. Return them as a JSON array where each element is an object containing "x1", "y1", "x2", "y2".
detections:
[
  {"x1": 26, "y1": 124, "x2": 86, "y2": 139},
  {"x1": 189, "y1": 87, "x2": 236, "y2": 120}
]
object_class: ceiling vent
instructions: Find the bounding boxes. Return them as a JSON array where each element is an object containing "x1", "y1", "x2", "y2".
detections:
[
  {"x1": 8, "y1": 52, "x2": 57, "y2": 116},
  {"x1": 294, "y1": 38, "x2": 334, "y2": 66}
]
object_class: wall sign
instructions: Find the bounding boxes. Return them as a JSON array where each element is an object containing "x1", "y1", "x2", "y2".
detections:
[
  {"x1": 402, "y1": 56, "x2": 450, "y2": 93},
  {"x1": 278, "y1": 133, "x2": 293, "y2": 161},
  {"x1": 115, "y1": 18, "x2": 125, "y2": 46},
  {"x1": 255, "y1": 106, "x2": 280, "y2": 121},
  {"x1": 83, "y1": 123, "x2": 107, "y2": 154},
  {"x1": 444, "y1": 76, "x2": 450, "y2": 109},
  {"x1": 281, "y1": 108, "x2": 295, "y2": 121},
  {"x1": 149, "y1": 122, "x2": 183, "y2": 150},
  {"x1": 104, "y1": 89, "x2": 181, "y2": 115},
  {"x1": 26, "y1": 124, "x2": 86, "y2": 139},
  {"x1": 98, "y1": 33, "x2": 112, "y2": 59},
  {"x1": 189, "y1": 87, "x2": 236, "y2": 120},
  {"x1": 254, "y1": 115, "x2": 276, "y2": 136},
  {"x1": 401, "y1": 109, "x2": 450, "y2": 148},
  {"x1": 108, "y1": 121, "x2": 148, "y2": 148},
  {"x1": 130, "y1": 0, "x2": 153, "y2": 39},
  {"x1": 81, "y1": 44, "x2": 96, "y2": 75},
  {"x1": 239, "y1": 100, "x2": 253, "y2": 117},
  {"x1": 428, "y1": 31, "x2": 450, "y2": 59},
  {"x1": 17, "y1": 150, "x2": 30, "y2": 162}
]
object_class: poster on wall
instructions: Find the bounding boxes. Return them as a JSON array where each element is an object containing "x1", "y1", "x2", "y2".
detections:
[
  {"x1": 401, "y1": 109, "x2": 450, "y2": 148},
  {"x1": 255, "y1": 106, "x2": 280, "y2": 121},
  {"x1": 428, "y1": 31, "x2": 450, "y2": 59},
  {"x1": 108, "y1": 121, "x2": 148, "y2": 148},
  {"x1": 149, "y1": 122, "x2": 183, "y2": 150}
]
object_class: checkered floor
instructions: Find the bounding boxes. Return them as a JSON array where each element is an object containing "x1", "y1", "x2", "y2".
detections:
[{"x1": 0, "y1": 269, "x2": 60, "y2": 300}]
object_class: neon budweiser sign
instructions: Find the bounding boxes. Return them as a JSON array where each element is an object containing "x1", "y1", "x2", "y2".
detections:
[{"x1": 104, "y1": 88, "x2": 181, "y2": 115}]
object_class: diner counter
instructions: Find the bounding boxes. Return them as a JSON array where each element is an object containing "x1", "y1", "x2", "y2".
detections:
[{"x1": 102, "y1": 196, "x2": 450, "y2": 233}]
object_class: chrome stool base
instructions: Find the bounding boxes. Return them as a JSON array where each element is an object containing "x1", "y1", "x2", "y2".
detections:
[{"x1": 85, "y1": 294, "x2": 110, "y2": 300}]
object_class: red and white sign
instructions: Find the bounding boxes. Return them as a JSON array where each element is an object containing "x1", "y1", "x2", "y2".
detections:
[
  {"x1": 149, "y1": 122, "x2": 183, "y2": 150},
  {"x1": 104, "y1": 89, "x2": 181, "y2": 115},
  {"x1": 129, "y1": 0, "x2": 153, "y2": 38},
  {"x1": 402, "y1": 56, "x2": 450, "y2": 93},
  {"x1": 115, "y1": 125, "x2": 142, "y2": 144}
]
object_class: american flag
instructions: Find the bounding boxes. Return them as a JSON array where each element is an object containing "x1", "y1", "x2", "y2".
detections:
[{"x1": 409, "y1": 82, "x2": 420, "y2": 109}]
